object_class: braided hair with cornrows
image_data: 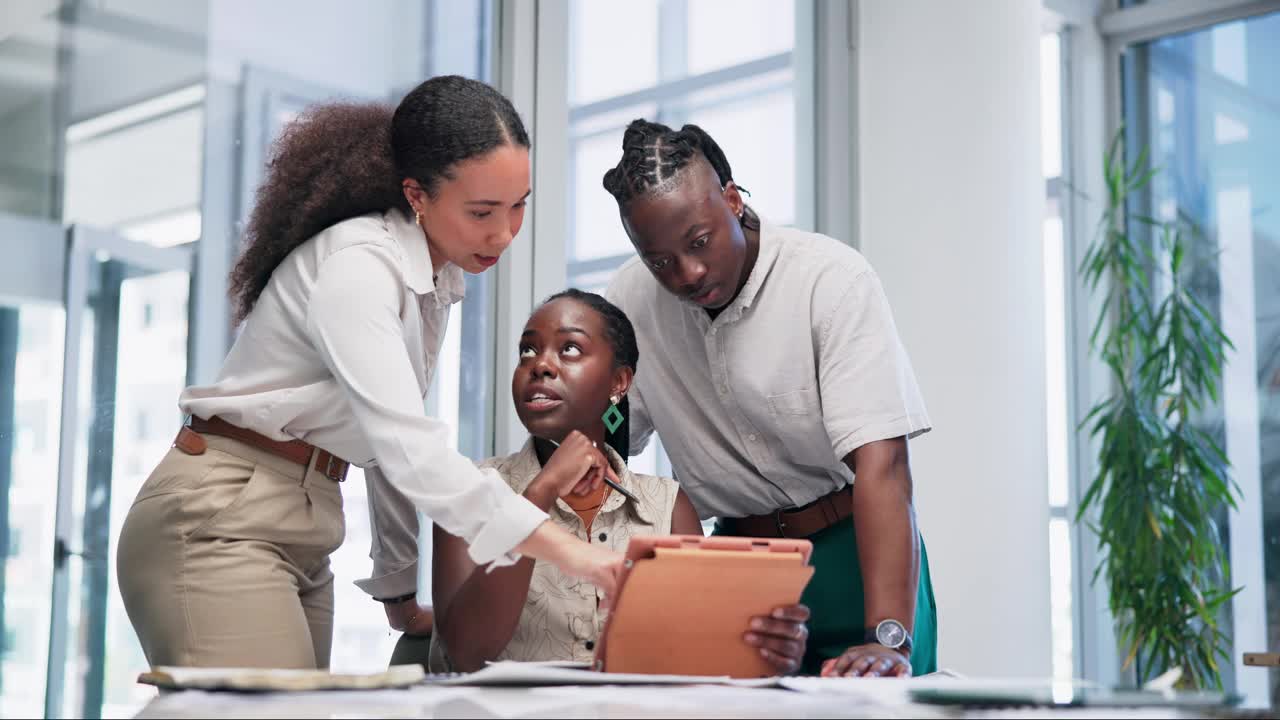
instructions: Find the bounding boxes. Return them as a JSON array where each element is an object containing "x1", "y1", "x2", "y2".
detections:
[
  {"x1": 601, "y1": 119, "x2": 760, "y2": 231},
  {"x1": 541, "y1": 288, "x2": 639, "y2": 461}
]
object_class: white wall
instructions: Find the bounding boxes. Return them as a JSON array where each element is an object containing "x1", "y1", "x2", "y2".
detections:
[
  {"x1": 856, "y1": 0, "x2": 1052, "y2": 677},
  {"x1": 64, "y1": 107, "x2": 203, "y2": 229}
]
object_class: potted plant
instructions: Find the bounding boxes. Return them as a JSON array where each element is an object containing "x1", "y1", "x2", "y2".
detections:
[{"x1": 1077, "y1": 129, "x2": 1239, "y2": 689}]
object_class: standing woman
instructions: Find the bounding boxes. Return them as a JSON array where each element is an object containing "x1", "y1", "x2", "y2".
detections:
[
  {"x1": 602, "y1": 120, "x2": 938, "y2": 677},
  {"x1": 117, "y1": 76, "x2": 619, "y2": 670}
]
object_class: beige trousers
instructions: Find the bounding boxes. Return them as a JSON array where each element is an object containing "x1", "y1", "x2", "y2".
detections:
[{"x1": 117, "y1": 432, "x2": 345, "y2": 668}]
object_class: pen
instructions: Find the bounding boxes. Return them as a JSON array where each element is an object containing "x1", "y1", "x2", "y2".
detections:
[{"x1": 544, "y1": 438, "x2": 640, "y2": 504}]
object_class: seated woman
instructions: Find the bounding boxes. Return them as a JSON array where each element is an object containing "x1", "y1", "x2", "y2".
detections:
[{"x1": 429, "y1": 289, "x2": 810, "y2": 674}]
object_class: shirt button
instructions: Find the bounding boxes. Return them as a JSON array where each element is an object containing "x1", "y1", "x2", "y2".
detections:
[
  {"x1": 598, "y1": 532, "x2": 608, "y2": 542},
  {"x1": 748, "y1": 434, "x2": 758, "y2": 443},
  {"x1": 718, "y1": 385, "x2": 728, "y2": 396},
  {"x1": 585, "y1": 640, "x2": 595, "y2": 651}
]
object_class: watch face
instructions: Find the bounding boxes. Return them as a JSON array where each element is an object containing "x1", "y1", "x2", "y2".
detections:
[{"x1": 876, "y1": 619, "x2": 906, "y2": 648}]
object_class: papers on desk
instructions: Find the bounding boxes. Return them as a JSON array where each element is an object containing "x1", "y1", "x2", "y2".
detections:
[
  {"x1": 137, "y1": 664, "x2": 425, "y2": 692},
  {"x1": 136, "y1": 663, "x2": 1230, "y2": 720},
  {"x1": 137, "y1": 660, "x2": 971, "y2": 695},
  {"x1": 137, "y1": 660, "x2": 953, "y2": 694},
  {"x1": 779, "y1": 674, "x2": 1097, "y2": 706},
  {"x1": 136, "y1": 684, "x2": 937, "y2": 720},
  {"x1": 140, "y1": 660, "x2": 1149, "y2": 713},
  {"x1": 429, "y1": 660, "x2": 780, "y2": 688}
]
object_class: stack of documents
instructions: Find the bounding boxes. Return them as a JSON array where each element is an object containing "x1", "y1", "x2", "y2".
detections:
[{"x1": 138, "y1": 664, "x2": 425, "y2": 692}]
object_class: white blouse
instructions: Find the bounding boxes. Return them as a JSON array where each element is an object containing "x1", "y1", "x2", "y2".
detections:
[
  {"x1": 180, "y1": 208, "x2": 546, "y2": 598},
  {"x1": 429, "y1": 439, "x2": 678, "y2": 670}
]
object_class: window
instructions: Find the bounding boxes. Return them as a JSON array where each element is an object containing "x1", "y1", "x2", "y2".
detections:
[
  {"x1": 566, "y1": 0, "x2": 802, "y2": 291},
  {"x1": 563, "y1": 0, "x2": 811, "y2": 479},
  {"x1": 1041, "y1": 29, "x2": 1075, "y2": 686},
  {"x1": 0, "y1": 305, "x2": 63, "y2": 718},
  {"x1": 1119, "y1": 8, "x2": 1280, "y2": 704}
]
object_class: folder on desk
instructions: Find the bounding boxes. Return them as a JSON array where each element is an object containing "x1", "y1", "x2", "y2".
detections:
[
  {"x1": 137, "y1": 664, "x2": 425, "y2": 692},
  {"x1": 594, "y1": 534, "x2": 814, "y2": 679}
]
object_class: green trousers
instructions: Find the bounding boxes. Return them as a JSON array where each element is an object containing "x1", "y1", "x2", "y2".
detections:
[{"x1": 715, "y1": 519, "x2": 938, "y2": 676}]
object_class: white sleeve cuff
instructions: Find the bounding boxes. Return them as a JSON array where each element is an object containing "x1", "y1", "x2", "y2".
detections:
[
  {"x1": 465, "y1": 488, "x2": 548, "y2": 568},
  {"x1": 832, "y1": 415, "x2": 933, "y2": 462},
  {"x1": 353, "y1": 560, "x2": 418, "y2": 600}
]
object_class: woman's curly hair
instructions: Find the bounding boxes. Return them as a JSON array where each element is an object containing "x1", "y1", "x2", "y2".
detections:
[{"x1": 228, "y1": 75, "x2": 529, "y2": 322}]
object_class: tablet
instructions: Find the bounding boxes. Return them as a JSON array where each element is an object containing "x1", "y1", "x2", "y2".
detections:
[{"x1": 593, "y1": 534, "x2": 815, "y2": 678}]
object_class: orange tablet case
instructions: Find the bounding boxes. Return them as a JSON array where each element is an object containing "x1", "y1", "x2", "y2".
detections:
[{"x1": 593, "y1": 534, "x2": 815, "y2": 678}]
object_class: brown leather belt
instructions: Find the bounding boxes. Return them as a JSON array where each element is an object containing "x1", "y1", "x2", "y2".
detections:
[
  {"x1": 176, "y1": 415, "x2": 349, "y2": 482},
  {"x1": 720, "y1": 485, "x2": 852, "y2": 539}
]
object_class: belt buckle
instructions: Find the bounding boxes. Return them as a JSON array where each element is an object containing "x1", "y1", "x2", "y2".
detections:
[
  {"x1": 320, "y1": 453, "x2": 346, "y2": 482},
  {"x1": 773, "y1": 509, "x2": 791, "y2": 538}
]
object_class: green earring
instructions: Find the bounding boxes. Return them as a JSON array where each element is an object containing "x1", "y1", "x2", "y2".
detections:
[{"x1": 602, "y1": 395, "x2": 624, "y2": 434}]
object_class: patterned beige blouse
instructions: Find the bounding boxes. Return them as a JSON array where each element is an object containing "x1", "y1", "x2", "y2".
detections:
[{"x1": 429, "y1": 438, "x2": 679, "y2": 670}]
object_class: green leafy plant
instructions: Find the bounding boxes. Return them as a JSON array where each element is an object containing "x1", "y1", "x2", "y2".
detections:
[{"x1": 1076, "y1": 129, "x2": 1240, "y2": 689}]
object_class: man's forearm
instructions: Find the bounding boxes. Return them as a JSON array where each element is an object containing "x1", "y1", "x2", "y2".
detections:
[{"x1": 846, "y1": 440, "x2": 920, "y2": 637}]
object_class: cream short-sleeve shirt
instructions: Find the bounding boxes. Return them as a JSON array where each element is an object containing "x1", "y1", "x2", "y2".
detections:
[
  {"x1": 429, "y1": 440, "x2": 678, "y2": 670},
  {"x1": 606, "y1": 221, "x2": 931, "y2": 519}
]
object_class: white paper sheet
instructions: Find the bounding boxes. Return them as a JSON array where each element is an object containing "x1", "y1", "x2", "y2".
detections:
[{"x1": 779, "y1": 675, "x2": 1097, "y2": 706}]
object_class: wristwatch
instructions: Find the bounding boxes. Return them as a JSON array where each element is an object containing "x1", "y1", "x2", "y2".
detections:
[{"x1": 864, "y1": 618, "x2": 912, "y2": 656}]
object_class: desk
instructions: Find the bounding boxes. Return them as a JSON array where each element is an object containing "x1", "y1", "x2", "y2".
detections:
[{"x1": 134, "y1": 683, "x2": 1258, "y2": 719}]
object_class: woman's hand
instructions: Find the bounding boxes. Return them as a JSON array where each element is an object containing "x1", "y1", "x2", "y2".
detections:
[
  {"x1": 744, "y1": 604, "x2": 810, "y2": 675},
  {"x1": 383, "y1": 599, "x2": 434, "y2": 636},
  {"x1": 559, "y1": 540, "x2": 625, "y2": 605},
  {"x1": 529, "y1": 431, "x2": 608, "y2": 502},
  {"x1": 821, "y1": 644, "x2": 912, "y2": 678},
  {"x1": 516, "y1": 521, "x2": 624, "y2": 604}
]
